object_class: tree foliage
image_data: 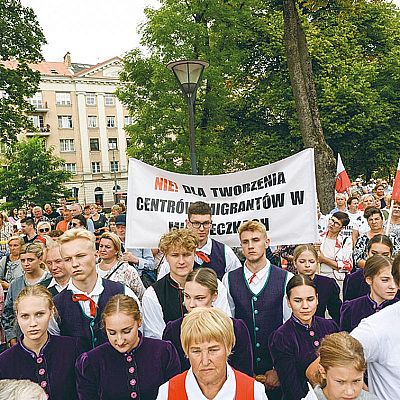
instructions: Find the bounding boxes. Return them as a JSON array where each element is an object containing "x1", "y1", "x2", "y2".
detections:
[
  {"x1": 118, "y1": 0, "x2": 400, "y2": 186},
  {"x1": 0, "y1": 137, "x2": 71, "y2": 209},
  {"x1": 0, "y1": 0, "x2": 46, "y2": 144}
]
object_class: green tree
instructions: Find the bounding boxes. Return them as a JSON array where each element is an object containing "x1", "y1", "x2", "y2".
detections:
[
  {"x1": 0, "y1": 137, "x2": 71, "y2": 209},
  {"x1": 119, "y1": 0, "x2": 400, "y2": 208},
  {"x1": 0, "y1": 0, "x2": 46, "y2": 144}
]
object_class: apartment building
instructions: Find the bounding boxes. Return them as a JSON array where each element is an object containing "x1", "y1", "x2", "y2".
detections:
[{"x1": 25, "y1": 52, "x2": 131, "y2": 207}]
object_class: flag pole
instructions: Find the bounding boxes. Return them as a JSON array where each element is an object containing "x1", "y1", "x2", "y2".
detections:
[{"x1": 385, "y1": 200, "x2": 393, "y2": 236}]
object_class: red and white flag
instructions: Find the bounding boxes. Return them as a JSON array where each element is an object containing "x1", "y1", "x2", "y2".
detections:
[
  {"x1": 392, "y1": 158, "x2": 400, "y2": 201},
  {"x1": 335, "y1": 154, "x2": 351, "y2": 194}
]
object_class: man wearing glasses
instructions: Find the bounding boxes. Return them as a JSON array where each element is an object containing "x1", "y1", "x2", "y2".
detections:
[
  {"x1": 158, "y1": 201, "x2": 242, "y2": 280},
  {"x1": 316, "y1": 211, "x2": 353, "y2": 291}
]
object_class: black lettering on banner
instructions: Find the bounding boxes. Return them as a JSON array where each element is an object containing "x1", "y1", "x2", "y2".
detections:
[
  {"x1": 290, "y1": 191, "x2": 305, "y2": 205},
  {"x1": 209, "y1": 172, "x2": 286, "y2": 198},
  {"x1": 209, "y1": 218, "x2": 270, "y2": 236},
  {"x1": 182, "y1": 185, "x2": 207, "y2": 197},
  {"x1": 137, "y1": 197, "x2": 144, "y2": 210},
  {"x1": 168, "y1": 221, "x2": 186, "y2": 230}
]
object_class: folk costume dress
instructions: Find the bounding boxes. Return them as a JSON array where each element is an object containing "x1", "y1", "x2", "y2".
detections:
[{"x1": 76, "y1": 332, "x2": 180, "y2": 400}]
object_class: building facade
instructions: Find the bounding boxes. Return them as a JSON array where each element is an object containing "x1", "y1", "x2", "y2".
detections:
[{"x1": 26, "y1": 53, "x2": 131, "y2": 207}]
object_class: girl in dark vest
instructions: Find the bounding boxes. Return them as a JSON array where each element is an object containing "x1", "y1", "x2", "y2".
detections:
[
  {"x1": 343, "y1": 234, "x2": 393, "y2": 301},
  {"x1": 269, "y1": 275, "x2": 339, "y2": 400},
  {"x1": 0, "y1": 285, "x2": 81, "y2": 400},
  {"x1": 293, "y1": 244, "x2": 342, "y2": 324},
  {"x1": 157, "y1": 307, "x2": 267, "y2": 399},
  {"x1": 340, "y1": 255, "x2": 398, "y2": 332},
  {"x1": 76, "y1": 294, "x2": 181, "y2": 400},
  {"x1": 162, "y1": 267, "x2": 253, "y2": 376}
]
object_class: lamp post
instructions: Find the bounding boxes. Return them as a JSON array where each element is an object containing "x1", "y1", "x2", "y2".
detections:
[{"x1": 167, "y1": 60, "x2": 209, "y2": 175}]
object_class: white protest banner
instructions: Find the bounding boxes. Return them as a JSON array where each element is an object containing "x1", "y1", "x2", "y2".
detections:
[{"x1": 126, "y1": 148, "x2": 318, "y2": 248}]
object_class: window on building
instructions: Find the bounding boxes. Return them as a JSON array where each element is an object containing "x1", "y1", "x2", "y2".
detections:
[
  {"x1": 90, "y1": 138, "x2": 100, "y2": 151},
  {"x1": 60, "y1": 139, "x2": 75, "y2": 152},
  {"x1": 28, "y1": 115, "x2": 44, "y2": 129},
  {"x1": 58, "y1": 116, "x2": 73, "y2": 129},
  {"x1": 126, "y1": 137, "x2": 132, "y2": 148},
  {"x1": 124, "y1": 116, "x2": 135, "y2": 126},
  {"x1": 91, "y1": 162, "x2": 101, "y2": 174},
  {"x1": 64, "y1": 163, "x2": 77, "y2": 174},
  {"x1": 86, "y1": 93, "x2": 96, "y2": 106},
  {"x1": 108, "y1": 138, "x2": 118, "y2": 150},
  {"x1": 106, "y1": 116, "x2": 116, "y2": 128},
  {"x1": 104, "y1": 94, "x2": 115, "y2": 106},
  {"x1": 56, "y1": 92, "x2": 71, "y2": 106},
  {"x1": 29, "y1": 92, "x2": 43, "y2": 108},
  {"x1": 110, "y1": 161, "x2": 119, "y2": 173},
  {"x1": 88, "y1": 116, "x2": 98, "y2": 128}
]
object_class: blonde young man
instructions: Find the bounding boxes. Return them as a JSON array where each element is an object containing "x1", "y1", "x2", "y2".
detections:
[
  {"x1": 142, "y1": 228, "x2": 231, "y2": 339},
  {"x1": 223, "y1": 220, "x2": 293, "y2": 400},
  {"x1": 158, "y1": 202, "x2": 242, "y2": 281},
  {"x1": 52, "y1": 229, "x2": 139, "y2": 351}
]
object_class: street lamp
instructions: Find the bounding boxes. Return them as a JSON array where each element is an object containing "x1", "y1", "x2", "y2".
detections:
[{"x1": 167, "y1": 60, "x2": 209, "y2": 175}]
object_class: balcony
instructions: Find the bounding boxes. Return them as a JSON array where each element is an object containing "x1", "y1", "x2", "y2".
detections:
[
  {"x1": 29, "y1": 101, "x2": 49, "y2": 112},
  {"x1": 26, "y1": 124, "x2": 51, "y2": 137}
]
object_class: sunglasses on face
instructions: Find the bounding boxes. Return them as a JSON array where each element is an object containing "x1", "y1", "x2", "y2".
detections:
[{"x1": 39, "y1": 228, "x2": 50, "y2": 233}]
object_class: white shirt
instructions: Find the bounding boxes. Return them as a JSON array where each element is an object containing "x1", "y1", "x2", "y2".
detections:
[
  {"x1": 49, "y1": 274, "x2": 141, "y2": 335},
  {"x1": 156, "y1": 365, "x2": 267, "y2": 400},
  {"x1": 351, "y1": 302, "x2": 400, "y2": 400},
  {"x1": 157, "y1": 237, "x2": 242, "y2": 280},
  {"x1": 142, "y1": 278, "x2": 232, "y2": 339},
  {"x1": 47, "y1": 277, "x2": 69, "y2": 293},
  {"x1": 222, "y1": 261, "x2": 293, "y2": 322}
]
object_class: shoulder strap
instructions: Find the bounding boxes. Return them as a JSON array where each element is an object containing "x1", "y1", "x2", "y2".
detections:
[
  {"x1": 234, "y1": 368, "x2": 255, "y2": 399},
  {"x1": 105, "y1": 261, "x2": 125, "y2": 280},
  {"x1": 167, "y1": 370, "x2": 188, "y2": 400}
]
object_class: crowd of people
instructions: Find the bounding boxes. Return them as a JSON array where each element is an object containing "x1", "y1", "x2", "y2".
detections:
[{"x1": 0, "y1": 188, "x2": 397, "y2": 399}]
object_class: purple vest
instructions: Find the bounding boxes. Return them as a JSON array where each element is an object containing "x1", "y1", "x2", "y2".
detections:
[
  {"x1": 163, "y1": 316, "x2": 254, "y2": 377},
  {"x1": 228, "y1": 265, "x2": 287, "y2": 374},
  {"x1": 76, "y1": 335, "x2": 181, "y2": 400},
  {"x1": 0, "y1": 335, "x2": 81, "y2": 400},
  {"x1": 343, "y1": 269, "x2": 369, "y2": 301},
  {"x1": 313, "y1": 274, "x2": 342, "y2": 324},
  {"x1": 340, "y1": 294, "x2": 399, "y2": 332},
  {"x1": 54, "y1": 279, "x2": 124, "y2": 351},
  {"x1": 194, "y1": 239, "x2": 227, "y2": 280}
]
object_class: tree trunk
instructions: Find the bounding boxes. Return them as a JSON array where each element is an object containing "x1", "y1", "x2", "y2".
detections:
[{"x1": 283, "y1": 0, "x2": 336, "y2": 214}]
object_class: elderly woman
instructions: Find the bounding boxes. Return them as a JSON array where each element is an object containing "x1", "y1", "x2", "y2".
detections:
[{"x1": 157, "y1": 307, "x2": 267, "y2": 399}]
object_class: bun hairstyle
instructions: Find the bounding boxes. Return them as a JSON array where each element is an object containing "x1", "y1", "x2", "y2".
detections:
[
  {"x1": 363, "y1": 254, "x2": 393, "y2": 280},
  {"x1": 317, "y1": 332, "x2": 366, "y2": 388},
  {"x1": 14, "y1": 285, "x2": 58, "y2": 319},
  {"x1": 102, "y1": 294, "x2": 141, "y2": 328},
  {"x1": 293, "y1": 244, "x2": 318, "y2": 263},
  {"x1": 20, "y1": 243, "x2": 46, "y2": 270},
  {"x1": 367, "y1": 234, "x2": 393, "y2": 255},
  {"x1": 185, "y1": 267, "x2": 218, "y2": 295},
  {"x1": 286, "y1": 274, "x2": 317, "y2": 298}
]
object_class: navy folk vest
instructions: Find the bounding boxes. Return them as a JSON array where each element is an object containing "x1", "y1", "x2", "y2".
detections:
[
  {"x1": 54, "y1": 279, "x2": 124, "y2": 351},
  {"x1": 194, "y1": 239, "x2": 227, "y2": 280},
  {"x1": 228, "y1": 265, "x2": 287, "y2": 375},
  {"x1": 152, "y1": 274, "x2": 186, "y2": 324}
]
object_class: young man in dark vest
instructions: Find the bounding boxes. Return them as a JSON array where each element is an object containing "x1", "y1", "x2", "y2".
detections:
[
  {"x1": 158, "y1": 201, "x2": 242, "y2": 280},
  {"x1": 223, "y1": 220, "x2": 293, "y2": 400},
  {"x1": 142, "y1": 228, "x2": 231, "y2": 339},
  {"x1": 52, "y1": 229, "x2": 139, "y2": 351}
]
